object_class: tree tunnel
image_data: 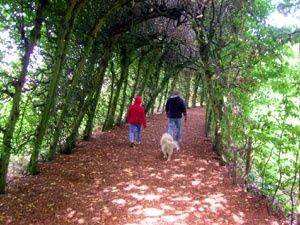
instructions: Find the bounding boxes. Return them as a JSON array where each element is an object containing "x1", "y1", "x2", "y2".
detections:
[{"x1": 0, "y1": 0, "x2": 299, "y2": 223}]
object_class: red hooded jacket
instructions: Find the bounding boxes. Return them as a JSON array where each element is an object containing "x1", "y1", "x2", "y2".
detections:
[{"x1": 127, "y1": 96, "x2": 146, "y2": 128}]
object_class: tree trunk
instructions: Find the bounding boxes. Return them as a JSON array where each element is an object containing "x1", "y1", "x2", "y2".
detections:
[
  {"x1": 157, "y1": 79, "x2": 168, "y2": 112},
  {"x1": 117, "y1": 46, "x2": 130, "y2": 125},
  {"x1": 184, "y1": 74, "x2": 192, "y2": 108},
  {"x1": 205, "y1": 103, "x2": 212, "y2": 137},
  {"x1": 127, "y1": 72, "x2": 139, "y2": 109},
  {"x1": 83, "y1": 89, "x2": 100, "y2": 141},
  {"x1": 102, "y1": 74, "x2": 126, "y2": 131},
  {"x1": 233, "y1": 148, "x2": 238, "y2": 185},
  {"x1": 170, "y1": 72, "x2": 179, "y2": 93},
  {"x1": 145, "y1": 68, "x2": 175, "y2": 114},
  {"x1": 117, "y1": 75, "x2": 129, "y2": 125},
  {"x1": 137, "y1": 51, "x2": 164, "y2": 97},
  {"x1": 137, "y1": 65, "x2": 152, "y2": 97},
  {"x1": 144, "y1": 56, "x2": 163, "y2": 113},
  {"x1": 0, "y1": 0, "x2": 49, "y2": 192},
  {"x1": 192, "y1": 73, "x2": 201, "y2": 108},
  {"x1": 159, "y1": 68, "x2": 180, "y2": 114},
  {"x1": 127, "y1": 49, "x2": 152, "y2": 109},
  {"x1": 161, "y1": 81, "x2": 170, "y2": 113},
  {"x1": 30, "y1": 0, "x2": 85, "y2": 169},
  {"x1": 297, "y1": 142, "x2": 300, "y2": 225},
  {"x1": 245, "y1": 137, "x2": 253, "y2": 185},
  {"x1": 28, "y1": 0, "x2": 130, "y2": 174},
  {"x1": 103, "y1": 60, "x2": 116, "y2": 131},
  {"x1": 102, "y1": 49, "x2": 129, "y2": 131},
  {"x1": 212, "y1": 99, "x2": 224, "y2": 155},
  {"x1": 81, "y1": 47, "x2": 103, "y2": 141},
  {"x1": 200, "y1": 78, "x2": 205, "y2": 107},
  {"x1": 205, "y1": 73, "x2": 225, "y2": 163},
  {"x1": 62, "y1": 48, "x2": 111, "y2": 154}
]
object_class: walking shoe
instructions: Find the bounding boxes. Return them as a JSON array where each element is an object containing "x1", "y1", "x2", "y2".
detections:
[
  {"x1": 135, "y1": 141, "x2": 140, "y2": 145},
  {"x1": 129, "y1": 142, "x2": 134, "y2": 147}
]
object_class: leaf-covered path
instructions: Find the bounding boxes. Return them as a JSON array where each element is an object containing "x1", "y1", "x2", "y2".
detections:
[{"x1": 0, "y1": 107, "x2": 287, "y2": 225}]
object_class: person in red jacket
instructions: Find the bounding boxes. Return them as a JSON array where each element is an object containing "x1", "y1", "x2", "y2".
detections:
[{"x1": 127, "y1": 96, "x2": 147, "y2": 147}]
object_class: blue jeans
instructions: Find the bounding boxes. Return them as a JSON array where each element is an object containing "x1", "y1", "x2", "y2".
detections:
[
  {"x1": 167, "y1": 118, "x2": 182, "y2": 143},
  {"x1": 129, "y1": 124, "x2": 142, "y2": 143}
]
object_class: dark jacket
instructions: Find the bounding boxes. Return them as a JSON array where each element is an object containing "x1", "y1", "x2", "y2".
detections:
[
  {"x1": 127, "y1": 96, "x2": 147, "y2": 128},
  {"x1": 165, "y1": 95, "x2": 186, "y2": 119}
]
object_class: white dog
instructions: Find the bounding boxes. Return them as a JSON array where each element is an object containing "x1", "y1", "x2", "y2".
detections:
[{"x1": 160, "y1": 133, "x2": 179, "y2": 161}]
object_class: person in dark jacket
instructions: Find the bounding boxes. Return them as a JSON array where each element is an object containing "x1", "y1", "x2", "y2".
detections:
[
  {"x1": 165, "y1": 90, "x2": 187, "y2": 144},
  {"x1": 127, "y1": 96, "x2": 147, "y2": 147}
]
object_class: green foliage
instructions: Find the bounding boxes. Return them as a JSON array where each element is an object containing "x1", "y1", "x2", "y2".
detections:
[
  {"x1": 198, "y1": 0, "x2": 300, "y2": 217},
  {"x1": 226, "y1": 43, "x2": 300, "y2": 214}
]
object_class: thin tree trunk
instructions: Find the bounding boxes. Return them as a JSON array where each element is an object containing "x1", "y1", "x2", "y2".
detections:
[
  {"x1": 127, "y1": 72, "x2": 139, "y2": 110},
  {"x1": 212, "y1": 99, "x2": 224, "y2": 155},
  {"x1": 223, "y1": 105, "x2": 236, "y2": 184},
  {"x1": 245, "y1": 137, "x2": 253, "y2": 186},
  {"x1": 30, "y1": 4, "x2": 99, "y2": 173},
  {"x1": 103, "y1": 60, "x2": 116, "y2": 131},
  {"x1": 145, "y1": 68, "x2": 174, "y2": 114},
  {"x1": 192, "y1": 73, "x2": 201, "y2": 108},
  {"x1": 62, "y1": 48, "x2": 112, "y2": 153},
  {"x1": 102, "y1": 73, "x2": 126, "y2": 131},
  {"x1": 31, "y1": 0, "x2": 85, "y2": 167},
  {"x1": 184, "y1": 74, "x2": 192, "y2": 108},
  {"x1": 149, "y1": 62, "x2": 164, "y2": 113},
  {"x1": 28, "y1": 0, "x2": 130, "y2": 174},
  {"x1": 137, "y1": 51, "x2": 164, "y2": 97},
  {"x1": 103, "y1": 48, "x2": 129, "y2": 131},
  {"x1": 161, "y1": 81, "x2": 170, "y2": 113},
  {"x1": 297, "y1": 142, "x2": 300, "y2": 225},
  {"x1": 144, "y1": 56, "x2": 163, "y2": 113},
  {"x1": 200, "y1": 78, "x2": 205, "y2": 107},
  {"x1": 117, "y1": 46, "x2": 130, "y2": 125},
  {"x1": 80, "y1": 46, "x2": 103, "y2": 141},
  {"x1": 128, "y1": 49, "x2": 151, "y2": 106},
  {"x1": 0, "y1": 0, "x2": 49, "y2": 193},
  {"x1": 117, "y1": 75, "x2": 129, "y2": 125},
  {"x1": 290, "y1": 145, "x2": 299, "y2": 225},
  {"x1": 157, "y1": 94, "x2": 164, "y2": 113},
  {"x1": 157, "y1": 79, "x2": 168, "y2": 112},
  {"x1": 83, "y1": 89, "x2": 100, "y2": 141},
  {"x1": 150, "y1": 105, "x2": 155, "y2": 114},
  {"x1": 137, "y1": 66, "x2": 152, "y2": 97},
  {"x1": 233, "y1": 147, "x2": 238, "y2": 185},
  {"x1": 205, "y1": 73, "x2": 225, "y2": 163},
  {"x1": 83, "y1": 44, "x2": 111, "y2": 141},
  {"x1": 205, "y1": 103, "x2": 212, "y2": 137},
  {"x1": 170, "y1": 72, "x2": 179, "y2": 92},
  {"x1": 159, "y1": 68, "x2": 180, "y2": 114}
]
